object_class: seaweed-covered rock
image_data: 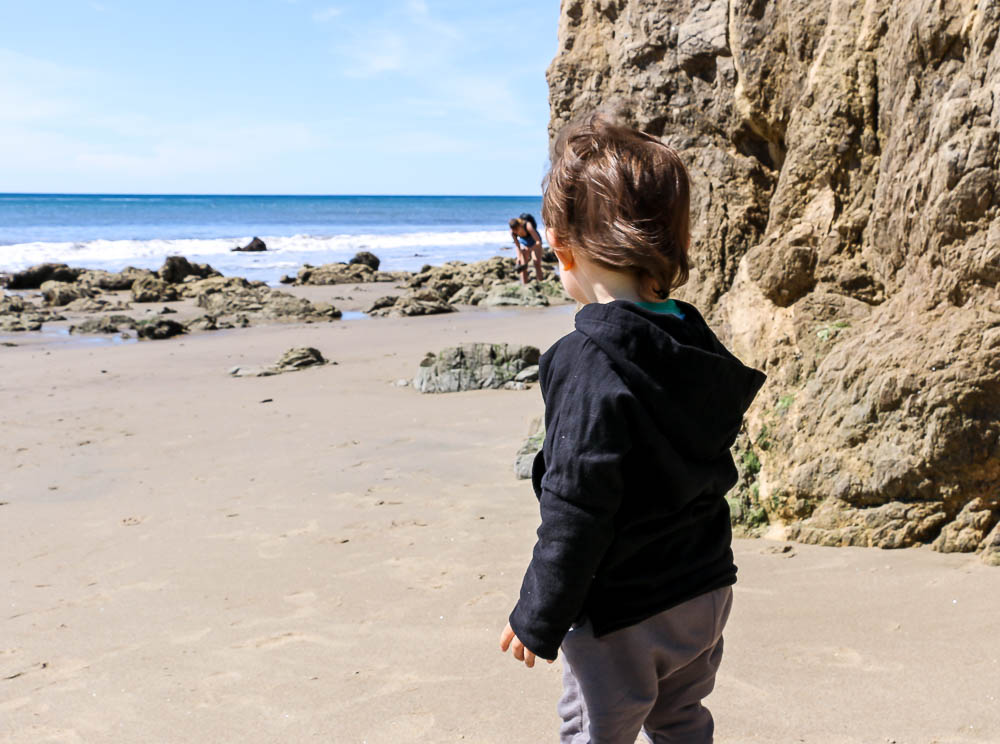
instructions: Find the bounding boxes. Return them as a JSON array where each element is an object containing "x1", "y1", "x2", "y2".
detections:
[
  {"x1": 184, "y1": 315, "x2": 217, "y2": 331},
  {"x1": 483, "y1": 283, "x2": 550, "y2": 308},
  {"x1": 366, "y1": 289, "x2": 454, "y2": 318},
  {"x1": 69, "y1": 315, "x2": 138, "y2": 334},
  {"x1": 407, "y1": 257, "x2": 570, "y2": 306},
  {"x1": 137, "y1": 319, "x2": 185, "y2": 340},
  {"x1": 0, "y1": 293, "x2": 64, "y2": 331},
  {"x1": 179, "y1": 276, "x2": 256, "y2": 298},
  {"x1": 0, "y1": 315, "x2": 42, "y2": 332},
  {"x1": 40, "y1": 280, "x2": 94, "y2": 307},
  {"x1": 295, "y1": 262, "x2": 406, "y2": 285},
  {"x1": 158, "y1": 255, "x2": 220, "y2": 283},
  {"x1": 131, "y1": 275, "x2": 179, "y2": 303},
  {"x1": 448, "y1": 286, "x2": 488, "y2": 306},
  {"x1": 193, "y1": 282, "x2": 341, "y2": 323},
  {"x1": 64, "y1": 297, "x2": 109, "y2": 313},
  {"x1": 414, "y1": 343, "x2": 541, "y2": 393},
  {"x1": 6, "y1": 263, "x2": 85, "y2": 289},
  {"x1": 77, "y1": 267, "x2": 151, "y2": 291}
]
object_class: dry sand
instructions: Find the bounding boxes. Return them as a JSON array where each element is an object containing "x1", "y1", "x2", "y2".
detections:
[{"x1": 2, "y1": 302, "x2": 998, "y2": 743}]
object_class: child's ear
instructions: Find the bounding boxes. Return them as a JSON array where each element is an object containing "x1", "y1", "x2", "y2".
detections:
[
  {"x1": 547, "y1": 229, "x2": 575, "y2": 270},
  {"x1": 553, "y1": 246, "x2": 575, "y2": 271}
]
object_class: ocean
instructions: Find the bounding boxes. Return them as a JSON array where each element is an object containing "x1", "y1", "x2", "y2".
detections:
[{"x1": 0, "y1": 194, "x2": 544, "y2": 285}]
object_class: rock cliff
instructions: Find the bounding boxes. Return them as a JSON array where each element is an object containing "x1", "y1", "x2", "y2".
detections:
[{"x1": 547, "y1": 0, "x2": 1000, "y2": 562}]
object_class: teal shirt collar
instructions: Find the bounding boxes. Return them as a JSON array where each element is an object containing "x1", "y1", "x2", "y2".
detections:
[{"x1": 636, "y1": 299, "x2": 684, "y2": 319}]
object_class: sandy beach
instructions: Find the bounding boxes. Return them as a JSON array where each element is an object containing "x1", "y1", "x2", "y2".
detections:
[{"x1": 2, "y1": 300, "x2": 999, "y2": 744}]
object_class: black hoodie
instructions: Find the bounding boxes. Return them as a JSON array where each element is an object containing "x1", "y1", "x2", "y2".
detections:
[{"x1": 509, "y1": 300, "x2": 766, "y2": 661}]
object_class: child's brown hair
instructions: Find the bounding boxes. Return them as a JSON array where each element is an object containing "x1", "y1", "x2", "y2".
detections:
[{"x1": 542, "y1": 112, "x2": 691, "y2": 299}]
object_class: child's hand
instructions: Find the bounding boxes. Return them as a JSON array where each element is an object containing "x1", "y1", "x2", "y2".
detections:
[{"x1": 499, "y1": 622, "x2": 553, "y2": 668}]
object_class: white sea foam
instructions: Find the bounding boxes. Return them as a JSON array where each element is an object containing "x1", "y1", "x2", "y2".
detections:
[{"x1": 0, "y1": 230, "x2": 512, "y2": 273}]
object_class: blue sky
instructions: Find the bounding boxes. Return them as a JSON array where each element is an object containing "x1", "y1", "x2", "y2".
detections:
[{"x1": 0, "y1": 0, "x2": 559, "y2": 195}]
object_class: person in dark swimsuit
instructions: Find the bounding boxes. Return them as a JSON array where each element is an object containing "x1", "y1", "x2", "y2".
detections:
[{"x1": 509, "y1": 216, "x2": 544, "y2": 284}]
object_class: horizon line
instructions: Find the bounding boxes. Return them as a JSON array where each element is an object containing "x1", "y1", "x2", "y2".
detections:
[{"x1": 0, "y1": 191, "x2": 542, "y2": 199}]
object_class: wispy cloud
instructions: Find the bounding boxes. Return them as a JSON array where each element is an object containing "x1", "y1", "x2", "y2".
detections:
[
  {"x1": 312, "y1": 6, "x2": 342, "y2": 22},
  {"x1": 333, "y1": 0, "x2": 462, "y2": 78},
  {"x1": 0, "y1": 47, "x2": 325, "y2": 190}
]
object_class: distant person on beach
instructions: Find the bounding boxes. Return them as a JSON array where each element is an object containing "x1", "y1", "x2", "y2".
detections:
[
  {"x1": 499, "y1": 113, "x2": 765, "y2": 743},
  {"x1": 508, "y1": 214, "x2": 544, "y2": 284}
]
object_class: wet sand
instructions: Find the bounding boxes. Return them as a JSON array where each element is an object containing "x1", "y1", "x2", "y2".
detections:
[{"x1": 2, "y1": 302, "x2": 998, "y2": 743}]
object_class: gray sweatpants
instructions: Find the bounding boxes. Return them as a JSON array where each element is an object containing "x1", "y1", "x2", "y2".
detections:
[{"x1": 557, "y1": 586, "x2": 733, "y2": 744}]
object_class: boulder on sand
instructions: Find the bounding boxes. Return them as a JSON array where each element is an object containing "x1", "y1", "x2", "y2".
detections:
[
  {"x1": 413, "y1": 343, "x2": 541, "y2": 393},
  {"x1": 229, "y1": 346, "x2": 330, "y2": 377},
  {"x1": 137, "y1": 318, "x2": 185, "y2": 340}
]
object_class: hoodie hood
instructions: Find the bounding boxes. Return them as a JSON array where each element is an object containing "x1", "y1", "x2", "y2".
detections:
[{"x1": 574, "y1": 300, "x2": 766, "y2": 460}]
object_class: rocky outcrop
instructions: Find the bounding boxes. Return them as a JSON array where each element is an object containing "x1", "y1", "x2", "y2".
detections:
[
  {"x1": 232, "y1": 237, "x2": 267, "y2": 252},
  {"x1": 414, "y1": 343, "x2": 541, "y2": 393},
  {"x1": 137, "y1": 319, "x2": 185, "y2": 340},
  {"x1": 350, "y1": 251, "x2": 381, "y2": 270},
  {"x1": 158, "y1": 256, "x2": 220, "y2": 283},
  {"x1": 0, "y1": 293, "x2": 65, "y2": 331},
  {"x1": 483, "y1": 283, "x2": 552, "y2": 307},
  {"x1": 366, "y1": 289, "x2": 455, "y2": 318},
  {"x1": 69, "y1": 314, "x2": 138, "y2": 335},
  {"x1": 407, "y1": 257, "x2": 570, "y2": 306},
  {"x1": 77, "y1": 267, "x2": 151, "y2": 291},
  {"x1": 131, "y1": 275, "x2": 179, "y2": 303},
  {"x1": 40, "y1": 280, "x2": 94, "y2": 307},
  {"x1": 548, "y1": 0, "x2": 1000, "y2": 561},
  {"x1": 5, "y1": 263, "x2": 85, "y2": 289},
  {"x1": 64, "y1": 297, "x2": 131, "y2": 313},
  {"x1": 294, "y1": 262, "x2": 407, "y2": 285},
  {"x1": 192, "y1": 280, "x2": 341, "y2": 323}
]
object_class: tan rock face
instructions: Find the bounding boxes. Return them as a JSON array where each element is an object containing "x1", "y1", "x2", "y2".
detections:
[{"x1": 548, "y1": 0, "x2": 1000, "y2": 559}]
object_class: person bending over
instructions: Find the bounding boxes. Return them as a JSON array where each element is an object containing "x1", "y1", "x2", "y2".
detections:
[{"x1": 509, "y1": 214, "x2": 544, "y2": 284}]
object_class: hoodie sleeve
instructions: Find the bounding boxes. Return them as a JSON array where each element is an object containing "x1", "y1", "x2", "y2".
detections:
[{"x1": 509, "y1": 335, "x2": 633, "y2": 660}]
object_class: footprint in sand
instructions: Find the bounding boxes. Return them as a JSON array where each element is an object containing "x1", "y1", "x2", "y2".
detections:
[{"x1": 120, "y1": 516, "x2": 143, "y2": 527}]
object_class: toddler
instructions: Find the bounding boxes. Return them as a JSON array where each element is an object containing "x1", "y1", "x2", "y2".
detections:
[{"x1": 500, "y1": 113, "x2": 766, "y2": 744}]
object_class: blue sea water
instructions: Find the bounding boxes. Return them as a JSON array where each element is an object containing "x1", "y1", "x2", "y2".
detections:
[{"x1": 0, "y1": 194, "x2": 543, "y2": 285}]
